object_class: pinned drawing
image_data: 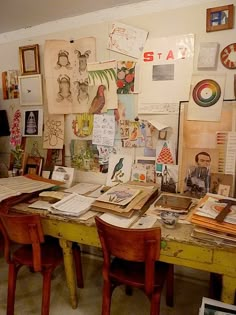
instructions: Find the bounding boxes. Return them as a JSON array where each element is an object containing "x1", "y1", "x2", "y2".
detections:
[
  {"x1": 117, "y1": 61, "x2": 136, "y2": 94},
  {"x1": 120, "y1": 120, "x2": 145, "y2": 147},
  {"x1": 44, "y1": 37, "x2": 96, "y2": 114},
  {"x1": 43, "y1": 114, "x2": 64, "y2": 149},
  {"x1": 72, "y1": 113, "x2": 93, "y2": 138},
  {"x1": 22, "y1": 109, "x2": 43, "y2": 137},
  {"x1": 106, "y1": 154, "x2": 133, "y2": 186},
  {"x1": 108, "y1": 22, "x2": 148, "y2": 59},
  {"x1": 187, "y1": 75, "x2": 225, "y2": 121},
  {"x1": 88, "y1": 61, "x2": 117, "y2": 110},
  {"x1": 156, "y1": 141, "x2": 175, "y2": 164}
]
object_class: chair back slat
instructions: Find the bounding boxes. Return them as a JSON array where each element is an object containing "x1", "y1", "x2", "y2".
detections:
[
  {"x1": 95, "y1": 216, "x2": 161, "y2": 262},
  {"x1": 0, "y1": 213, "x2": 45, "y2": 271}
]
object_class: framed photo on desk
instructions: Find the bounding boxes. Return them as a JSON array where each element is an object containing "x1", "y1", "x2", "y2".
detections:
[{"x1": 24, "y1": 156, "x2": 44, "y2": 176}]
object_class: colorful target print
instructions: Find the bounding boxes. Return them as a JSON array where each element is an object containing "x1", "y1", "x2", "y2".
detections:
[{"x1": 192, "y1": 79, "x2": 221, "y2": 107}]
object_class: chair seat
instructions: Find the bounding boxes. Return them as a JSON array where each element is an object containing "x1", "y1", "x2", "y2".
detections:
[
  {"x1": 13, "y1": 243, "x2": 63, "y2": 268},
  {"x1": 110, "y1": 258, "x2": 169, "y2": 289}
]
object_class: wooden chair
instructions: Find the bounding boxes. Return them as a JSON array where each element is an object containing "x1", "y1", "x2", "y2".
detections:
[
  {"x1": 95, "y1": 216, "x2": 174, "y2": 315},
  {"x1": 0, "y1": 212, "x2": 83, "y2": 315}
]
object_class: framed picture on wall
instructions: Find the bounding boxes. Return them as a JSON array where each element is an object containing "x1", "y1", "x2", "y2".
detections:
[
  {"x1": 19, "y1": 44, "x2": 40, "y2": 75},
  {"x1": 22, "y1": 108, "x2": 43, "y2": 137},
  {"x1": 206, "y1": 4, "x2": 234, "y2": 32},
  {"x1": 19, "y1": 74, "x2": 43, "y2": 105}
]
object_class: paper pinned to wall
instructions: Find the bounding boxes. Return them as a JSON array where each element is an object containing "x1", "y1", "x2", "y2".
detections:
[
  {"x1": 138, "y1": 103, "x2": 179, "y2": 115},
  {"x1": 106, "y1": 154, "x2": 133, "y2": 187},
  {"x1": 138, "y1": 34, "x2": 194, "y2": 111},
  {"x1": 43, "y1": 114, "x2": 64, "y2": 149},
  {"x1": 88, "y1": 60, "x2": 117, "y2": 110},
  {"x1": 92, "y1": 114, "x2": 115, "y2": 147},
  {"x1": 187, "y1": 75, "x2": 225, "y2": 122},
  {"x1": 107, "y1": 22, "x2": 148, "y2": 59}
]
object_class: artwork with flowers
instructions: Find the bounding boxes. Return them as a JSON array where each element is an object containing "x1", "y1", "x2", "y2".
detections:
[{"x1": 117, "y1": 61, "x2": 136, "y2": 94}]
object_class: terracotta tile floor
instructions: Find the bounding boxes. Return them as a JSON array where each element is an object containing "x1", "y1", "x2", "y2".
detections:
[{"x1": 0, "y1": 253, "x2": 209, "y2": 315}]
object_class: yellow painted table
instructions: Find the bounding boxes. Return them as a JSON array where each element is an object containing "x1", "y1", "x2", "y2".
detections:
[{"x1": 13, "y1": 204, "x2": 236, "y2": 309}]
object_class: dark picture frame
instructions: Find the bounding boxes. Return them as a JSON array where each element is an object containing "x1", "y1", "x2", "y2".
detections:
[
  {"x1": 24, "y1": 156, "x2": 44, "y2": 176},
  {"x1": 19, "y1": 44, "x2": 40, "y2": 75},
  {"x1": 206, "y1": 4, "x2": 234, "y2": 32}
]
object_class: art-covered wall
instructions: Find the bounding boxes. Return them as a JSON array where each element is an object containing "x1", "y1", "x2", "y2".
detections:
[{"x1": 0, "y1": 0, "x2": 235, "y2": 185}]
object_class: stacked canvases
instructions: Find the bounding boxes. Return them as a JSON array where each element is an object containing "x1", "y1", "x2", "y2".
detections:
[{"x1": 190, "y1": 193, "x2": 236, "y2": 246}]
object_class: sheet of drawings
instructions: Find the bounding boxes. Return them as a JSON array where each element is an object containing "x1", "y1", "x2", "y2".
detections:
[
  {"x1": 92, "y1": 114, "x2": 115, "y2": 147},
  {"x1": 44, "y1": 37, "x2": 96, "y2": 114},
  {"x1": 43, "y1": 114, "x2": 64, "y2": 149},
  {"x1": 107, "y1": 22, "x2": 148, "y2": 59}
]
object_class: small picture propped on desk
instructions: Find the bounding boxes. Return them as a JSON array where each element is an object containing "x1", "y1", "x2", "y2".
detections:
[{"x1": 24, "y1": 156, "x2": 44, "y2": 176}]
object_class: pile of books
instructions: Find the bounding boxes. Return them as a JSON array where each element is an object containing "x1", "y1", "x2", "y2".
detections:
[
  {"x1": 190, "y1": 193, "x2": 236, "y2": 246},
  {"x1": 91, "y1": 182, "x2": 159, "y2": 218}
]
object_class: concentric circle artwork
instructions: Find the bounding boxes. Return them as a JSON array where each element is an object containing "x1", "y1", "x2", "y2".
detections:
[{"x1": 192, "y1": 79, "x2": 221, "y2": 107}]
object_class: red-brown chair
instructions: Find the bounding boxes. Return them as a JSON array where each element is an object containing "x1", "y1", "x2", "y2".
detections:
[
  {"x1": 0, "y1": 212, "x2": 83, "y2": 315},
  {"x1": 95, "y1": 216, "x2": 174, "y2": 315}
]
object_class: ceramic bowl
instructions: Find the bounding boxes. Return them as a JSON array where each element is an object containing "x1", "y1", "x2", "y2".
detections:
[{"x1": 160, "y1": 211, "x2": 179, "y2": 229}]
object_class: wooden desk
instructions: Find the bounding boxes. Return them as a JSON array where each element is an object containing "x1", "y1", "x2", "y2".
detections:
[{"x1": 13, "y1": 203, "x2": 236, "y2": 309}]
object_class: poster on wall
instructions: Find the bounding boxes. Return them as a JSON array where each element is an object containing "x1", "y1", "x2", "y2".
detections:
[
  {"x1": 43, "y1": 114, "x2": 64, "y2": 149},
  {"x1": 138, "y1": 34, "x2": 194, "y2": 113},
  {"x1": 22, "y1": 109, "x2": 43, "y2": 137},
  {"x1": 187, "y1": 75, "x2": 225, "y2": 121},
  {"x1": 44, "y1": 37, "x2": 96, "y2": 114},
  {"x1": 107, "y1": 22, "x2": 148, "y2": 59}
]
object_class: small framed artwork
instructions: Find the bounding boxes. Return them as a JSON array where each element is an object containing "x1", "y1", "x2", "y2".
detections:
[
  {"x1": 22, "y1": 109, "x2": 43, "y2": 137},
  {"x1": 24, "y1": 156, "x2": 44, "y2": 176},
  {"x1": 19, "y1": 74, "x2": 43, "y2": 105},
  {"x1": 206, "y1": 4, "x2": 234, "y2": 32},
  {"x1": 19, "y1": 44, "x2": 40, "y2": 75}
]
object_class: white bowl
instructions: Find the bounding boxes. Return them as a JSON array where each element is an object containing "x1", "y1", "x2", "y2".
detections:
[{"x1": 160, "y1": 211, "x2": 179, "y2": 229}]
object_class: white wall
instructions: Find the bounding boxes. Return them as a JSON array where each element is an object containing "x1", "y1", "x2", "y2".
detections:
[{"x1": 0, "y1": 0, "x2": 235, "y2": 181}]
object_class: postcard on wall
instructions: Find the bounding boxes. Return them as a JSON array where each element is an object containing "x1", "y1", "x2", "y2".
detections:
[
  {"x1": 138, "y1": 34, "x2": 194, "y2": 110},
  {"x1": 136, "y1": 157, "x2": 156, "y2": 183},
  {"x1": 72, "y1": 113, "x2": 94, "y2": 138},
  {"x1": 22, "y1": 109, "x2": 43, "y2": 137},
  {"x1": 120, "y1": 120, "x2": 145, "y2": 148},
  {"x1": 43, "y1": 114, "x2": 64, "y2": 149},
  {"x1": 106, "y1": 154, "x2": 133, "y2": 187},
  {"x1": 88, "y1": 60, "x2": 117, "y2": 110},
  {"x1": 197, "y1": 42, "x2": 219, "y2": 69},
  {"x1": 107, "y1": 22, "x2": 148, "y2": 59},
  {"x1": 156, "y1": 140, "x2": 176, "y2": 165},
  {"x1": 92, "y1": 114, "x2": 115, "y2": 147},
  {"x1": 187, "y1": 75, "x2": 225, "y2": 122},
  {"x1": 131, "y1": 164, "x2": 147, "y2": 183},
  {"x1": 117, "y1": 61, "x2": 136, "y2": 94},
  {"x1": 97, "y1": 185, "x2": 140, "y2": 206},
  {"x1": 44, "y1": 37, "x2": 96, "y2": 114}
]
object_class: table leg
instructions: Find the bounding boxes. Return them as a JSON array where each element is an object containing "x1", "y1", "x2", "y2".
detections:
[
  {"x1": 59, "y1": 239, "x2": 78, "y2": 309},
  {"x1": 221, "y1": 275, "x2": 236, "y2": 304}
]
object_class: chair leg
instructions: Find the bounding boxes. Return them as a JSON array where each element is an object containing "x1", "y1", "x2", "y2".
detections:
[
  {"x1": 7, "y1": 263, "x2": 20, "y2": 315},
  {"x1": 102, "y1": 280, "x2": 112, "y2": 315},
  {"x1": 41, "y1": 268, "x2": 53, "y2": 315},
  {"x1": 73, "y1": 244, "x2": 84, "y2": 288},
  {"x1": 150, "y1": 292, "x2": 161, "y2": 315},
  {"x1": 166, "y1": 264, "x2": 174, "y2": 307}
]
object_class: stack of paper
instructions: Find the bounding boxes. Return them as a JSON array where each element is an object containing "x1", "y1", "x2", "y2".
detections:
[
  {"x1": 91, "y1": 182, "x2": 158, "y2": 218},
  {"x1": 190, "y1": 194, "x2": 236, "y2": 243},
  {"x1": 49, "y1": 193, "x2": 95, "y2": 217},
  {"x1": 65, "y1": 183, "x2": 102, "y2": 196},
  {"x1": 199, "y1": 297, "x2": 236, "y2": 315}
]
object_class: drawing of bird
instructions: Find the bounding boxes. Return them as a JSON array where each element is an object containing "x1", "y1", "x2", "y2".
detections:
[
  {"x1": 88, "y1": 85, "x2": 106, "y2": 114},
  {"x1": 111, "y1": 158, "x2": 124, "y2": 180},
  {"x1": 130, "y1": 127, "x2": 138, "y2": 140}
]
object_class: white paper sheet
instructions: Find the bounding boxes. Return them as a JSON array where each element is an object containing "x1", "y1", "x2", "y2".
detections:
[
  {"x1": 107, "y1": 22, "x2": 148, "y2": 59},
  {"x1": 50, "y1": 193, "x2": 94, "y2": 216},
  {"x1": 92, "y1": 114, "x2": 115, "y2": 147},
  {"x1": 65, "y1": 183, "x2": 101, "y2": 194},
  {"x1": 99, "y1": 212, "x2": 139, "y2": 228}
]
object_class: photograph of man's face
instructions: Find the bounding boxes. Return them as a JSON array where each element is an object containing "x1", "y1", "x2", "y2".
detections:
[{"x1": 195, "y1": 152, "x2": 211, "y2": 168}]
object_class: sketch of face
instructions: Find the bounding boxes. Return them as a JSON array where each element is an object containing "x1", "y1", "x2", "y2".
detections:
[
  {"x1": 56, "y1": 50, "x2": 71, "y2": 69},
  {"x1": 59, "y1": 55, "x2": 68, "y2": 67},
  {"x1": 57, "y1": 75, "x2": 72, "y2": 102}
]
